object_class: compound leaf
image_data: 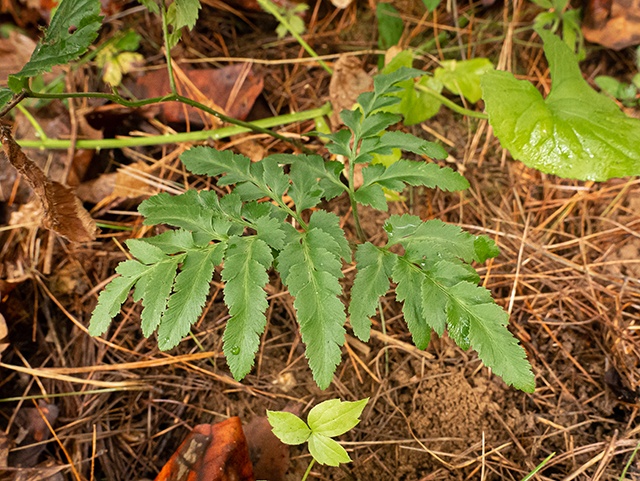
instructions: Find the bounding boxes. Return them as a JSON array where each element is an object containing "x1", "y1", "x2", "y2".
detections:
[
  {"x1": 277, "y1": 229, "x2": 346, "y2": 389},
  {"x1": 379, "y1": 131, "x2": 448, "y2": 160},
  {"x1": 157, "y1": 244, "x2": 225, "y2": 350},
  {"x1": 222, "y1": 236, "x2": 273, "y2": 380},
  {"x1": 8, "y1": 0, "x2": 102, "y2": 91},
  {"x1": 262, "y1": 156, "x2": 290, "y2": 199},
  {"x1": 295, "y1": 155, "x2": 346, "y2": 201},
  {"x1": 253, "y1": 215, "x2": 286, "y2": 250},
  {"x1": 349, "y1": 243, "x2": 396, "y2": 340},
  {"x1": 377, "y1": 2, "x2": 403, "y2": 50},
  {"x1": 481, "y1": 28, "x2": 640, "y2": 180}
]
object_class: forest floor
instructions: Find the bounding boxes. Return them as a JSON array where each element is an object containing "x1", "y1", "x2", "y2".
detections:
[{"x1": 1, "y1": 0, "x2": 640, "y2": 480}]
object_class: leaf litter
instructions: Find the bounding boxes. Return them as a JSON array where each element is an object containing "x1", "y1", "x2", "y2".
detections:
[{"x1": 1, "y1": 1, "x2": 640, "y2": 480}]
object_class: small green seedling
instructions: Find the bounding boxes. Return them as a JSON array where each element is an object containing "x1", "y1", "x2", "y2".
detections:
[
  {"x1": 267, "y1": 398, "x2": 368, "y2": 479},
  {"x1": 594, "y1": 46, "x2": 640, "y2": 108}
]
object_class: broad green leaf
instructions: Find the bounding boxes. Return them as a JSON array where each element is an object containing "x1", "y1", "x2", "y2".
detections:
[
  {"x1": 277, "y1": 229, "x2": 346, "y2": 389},
  {"x1": 8, "y1": 0, "x2": 102, "y2": 91},
  {"x1": 377, "y1": 3, "x2": 403, "y2": 50},
  {"x1": 387, "y1": 217, "x2": 499, "y2": 264},
  {"x1": 308, "y1": 398, "x2": 368, "y2": 437},
  {"x1": 434, "y1": 58, "x2": 493, "y2": 103},
  {"x1": 595, "y1": 76, "x2": 632, "y2": 100},
  {"x1": 481, "y1": 28, "x2": 640, "y2": 180},
  {"x1": 174, "y1": 0, "x2": 201, "y2": 30},
  {"x1": 308, "y1": 433, "x2": 351, "y2": 466},
  {"x1": 222, "y1": 236, "x2": 273, "y2": 380},
  {"x1": 289, "y1": 160, "x2": 323, "y2": 212},
  {"x1": 267, "y1": 411, "x2": 311, "y2": 445},
  {"x1": 307, "y1": 210, "x2": 351, "y2": 262},
  {"x1": 139, "y1": 190, "x2": 229, "y2": 240},
  {"x1": 349, "y1": 243, "x2": 396, "y2": 340},
  {"x1": 0, "y1": 88, "x2": 13, "y2": 110},
  {"x1": 393, "y1": 257, "x2": 431, "y2": 349},
  {"x1": 89, "y1": 264, "x2": 142, "y2": 336},
  {"x1": 181, "y1": 147, "x2": 254, "y2": 185},
  {"x1": 157, "y1": 244, "x2": 224, "y2": 350}
]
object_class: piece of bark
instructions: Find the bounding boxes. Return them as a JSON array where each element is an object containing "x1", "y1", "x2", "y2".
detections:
[{"x1": 0, "y1": 126, "x2": 97, "y2": 242}]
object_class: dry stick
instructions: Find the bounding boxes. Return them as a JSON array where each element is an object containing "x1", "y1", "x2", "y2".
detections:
[{"x1": 507, "y1": 213, "x2": 530, "y2": 316}]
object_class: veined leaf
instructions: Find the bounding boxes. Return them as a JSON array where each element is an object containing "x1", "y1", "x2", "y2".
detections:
[
  {"x1": 361, "y1": 160, "x2": 468, "y2": 193},
  {"x1": 289, "y1": 160, "x2": 323, "y2": 212},
  {"x1": 88, "y1": 261, "x2": 145, "y2": 336},
  {"x1": 253, "y1": 216, "x2": 286, "y2": 250},
  {"x1": 181, "y1": 147, "x2": 255, "y2": 185},
  {"x1": 267, "y1": 411, "x2": 311, "y2": 445},
  {"x1": 139, "y1": 190, "x2": 230, "y2": 240},
  {"x1": 377, "y1": 2, "x2": 403, "y2": 50},
  {"x1": 262, "y1": 156, "x2": 290, "y2": 199},
  {"x1": 308, "y1": 433, "x2": 351, "y2": 467},
  {"x1": 157, "y1": 243, "x2": 225, "y2": 350},
  {"x1": 379, "y1": 131, "x2": 448, "y2": 160},
  {"x1": 307, "y1": 210, "x2": 351, "y2": 262},
  {"x1": 349, "y1": 243, "x2": 396, "y2": 341},
  {"x1": 293, "y1": 155, "x2": 346, "y2": 201},
  {"x1": 277, "y1": 229, "x2": 346, "y2": 389},
  {"x1": 0, "y1": 89, "x2": 13, "y2": 110},
  {"x1": 222, "y1": 236, "x2": 273, "y2": 380},
  {"x1": 358, "y1": 67, "x2": 425, "y2": 117},
  {"x1": 386, "y1": 215, "x2": 499, "y2": 264},
  {"x1": 140, "y1": 229, "x2": 198, "y2": 253},
  {"x1": 481, "y1": 28, "x2": 640, "y2": 180},
  {"x1": 174, "y1": 0, "x2": 201, "y2": 30},
  {"x1": 8, "y1": 0, "x2": 102, "y2": 91},
  {"x1": 393, "y1": 257, "x2": 432, "y2": 349},
  {"x1": 138, "y1": 0, "x2": 159, "y2": 14},
  {"x1": 307, "y1": 398, "x2": 368, "y2": 437}
]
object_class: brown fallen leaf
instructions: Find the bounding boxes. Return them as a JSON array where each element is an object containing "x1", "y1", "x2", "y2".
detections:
[
  {"x1": 130, "y1": 65, "x2": 264, "y2": 126},
  {"x1": 10, "y1": 401, "x2": 59, "y2": 468},
  {"x1": 154, "y1": 418, "x2": 255, "y2": 481},
  {"x1": 244, "y1": 410, "x2": 296, "y2": 481},
  {"x1": 329, "y1": 55, "x2": 373, "y2": 129},
  {"x1": 0, "y1": 313, "x2": 8, "y2": 362},
  {"x1": 582, "y1": 0, "x2": 640, "y2": 50},
  {"x1": 0, "y1": 126, "x2": 97, "y2": 243}
]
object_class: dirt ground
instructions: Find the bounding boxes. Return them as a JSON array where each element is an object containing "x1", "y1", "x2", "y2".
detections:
[{"x1": 1, "y1": 1, "x2": 640, "y2": 480}]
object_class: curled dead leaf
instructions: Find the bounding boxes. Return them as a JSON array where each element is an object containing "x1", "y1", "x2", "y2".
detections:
[
  {"x1": 582, "y1": 0, "x2": 640, "y2": 49},
  {"x1": 0, "y1": 126, "x2": 97, "y2": 243},
  {"x1": 0, "y1": 313, "x2": 8, "y2": 362}
]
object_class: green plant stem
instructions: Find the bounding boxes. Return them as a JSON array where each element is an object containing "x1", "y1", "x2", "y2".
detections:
[
  {"x1": 16, "y1": 93, "x2": 330, "y2": 150},
  {"x1": 161, "y1": 0, "x2": 177, "y2": 95},
  {"x1": 16, "y1": 103, "x2": 48, "y2": 140},
  {"x1": 257, "y1": 0, "x2": 333, "y2": 75},
  {"x1": 521, "y1": 452, "x2": 555, "y2": 481},
  {"x1": 414, "y1": 83, "x2": 489, "y2": 119},
  {"x1": 301, "y1": 459, "x2": 315, "y2": 481},
  {"x1": 347, "y1": 153, "x2": 366, "y2": 242},
  {"x1": 620, "y1": 440, "x2": 640, "y2": 481}
]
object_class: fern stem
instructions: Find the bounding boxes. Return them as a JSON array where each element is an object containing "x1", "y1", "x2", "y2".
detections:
[
  {"x1": 257, "y1": 0, "x2": 333, "y2": 75},
  {"x1": 160, "y1": 0, "x2": 177, "y2": 95},
  {"x1": 414, "y1": 83, "x2": 489, "y2": 120},
  {"x1": 301, "y1": 459, "x2": 316, "y2": 481}
]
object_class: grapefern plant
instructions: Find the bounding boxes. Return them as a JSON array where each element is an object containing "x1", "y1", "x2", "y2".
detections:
[{"x1": 89, "y1": 67, "x2": 535, "y2": 392}]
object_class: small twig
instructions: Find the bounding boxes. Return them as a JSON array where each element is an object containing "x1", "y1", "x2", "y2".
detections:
[{"x1": 0, "y1": 90, "x2": 27, "y2": 118}]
